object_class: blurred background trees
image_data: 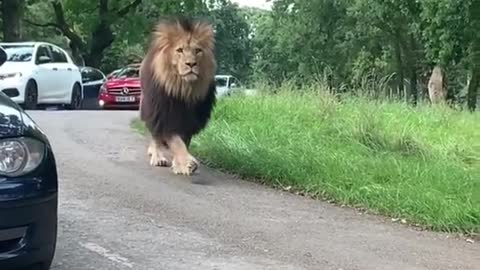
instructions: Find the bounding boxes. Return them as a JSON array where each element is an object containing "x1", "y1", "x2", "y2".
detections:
[{"x1": 0, "y1": 0, "x2": 478, "y2": 109}]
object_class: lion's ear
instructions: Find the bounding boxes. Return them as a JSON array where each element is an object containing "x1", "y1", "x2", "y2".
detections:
[{"x1": 193, "y1": 22, "x2": 215, "y2": 50}]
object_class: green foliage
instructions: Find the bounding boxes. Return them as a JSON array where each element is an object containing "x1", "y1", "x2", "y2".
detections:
[
  {"x1": 19, "y1": 0, "x2": 254, "y2": 78},
  {"x1": 4, "y1": 0, "x2": 478, "y2": 106}
]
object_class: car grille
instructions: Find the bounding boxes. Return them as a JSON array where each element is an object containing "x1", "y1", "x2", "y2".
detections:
[
  {"x1": 107, "y1": 87, "x2": 142, "y2": 95},
  {"x1": 0, "y1": 227, "x2": 27, "y2": 254}
]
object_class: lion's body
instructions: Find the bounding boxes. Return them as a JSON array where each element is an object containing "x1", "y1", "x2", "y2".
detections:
[
  {"x1": 139, "y1": 17, "x2": 217, "y2": 175},
  {"x1": 139, "y1": 51, "x2": 216, "y2": 143}
]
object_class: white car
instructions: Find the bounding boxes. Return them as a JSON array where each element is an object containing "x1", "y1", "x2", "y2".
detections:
[
  {"x1": 0, "y1": 41, "x2": 83, "y2": 110},
  {"x1": 215, "y1": 75, "x2": 242, "y2": 97},
  {"x1": 215, "y1": 75, "x2": 257, "y2": 97}
]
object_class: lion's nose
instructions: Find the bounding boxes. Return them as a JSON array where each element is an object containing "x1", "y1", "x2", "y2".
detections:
[{"x1": 186, "y1": 61, "x2": 197, "y2": 68}]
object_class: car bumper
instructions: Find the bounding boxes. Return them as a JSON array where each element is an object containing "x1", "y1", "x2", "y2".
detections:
[
  {"x1": 0, "y1": 78, "x2": 27, "y2": 103},
  {"x1": 98, "y1": 93, "x2": 140, "y2": 109},
  {"x1": 0, "y1": 195, "x2": 57, "y2": 270},
  {"x1": 0, "y1": 146, "x2": 58, "y2": 269}
]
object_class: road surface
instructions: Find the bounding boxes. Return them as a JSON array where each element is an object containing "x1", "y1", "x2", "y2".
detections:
[{"x1": 27, "y1": 110, "x2": 479, "y2": 270}]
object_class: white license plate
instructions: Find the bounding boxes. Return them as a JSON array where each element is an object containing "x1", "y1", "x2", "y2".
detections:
[{"x1": 116, "y1": 96, "x2": 135, "y2": 102}]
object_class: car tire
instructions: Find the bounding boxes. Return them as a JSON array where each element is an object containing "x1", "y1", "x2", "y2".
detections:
[
  {"x1": 36, "y1": 261, "x2": 53, "y2": 270},
  {"x1": 24, "y1": 80, "x2": 38, "y2": 110},
  {"x1": 66, "y1": 83, "x2": 82, "y2": 110},
  {"x1": 37, "y1": 210, "x2": 57, "y2": 270}
]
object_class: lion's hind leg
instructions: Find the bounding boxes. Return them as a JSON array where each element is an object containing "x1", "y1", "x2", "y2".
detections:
[
  {"x1": 147, "y1": 138, "x2": 171, "y2": 167},
  {"x1": 167, "y1": 135, "x2": 199, "y2": 176}
]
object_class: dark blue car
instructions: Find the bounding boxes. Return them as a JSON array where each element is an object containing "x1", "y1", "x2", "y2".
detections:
[{"x1": 0, "y1": 47, "x2": 58, "y2": 269}]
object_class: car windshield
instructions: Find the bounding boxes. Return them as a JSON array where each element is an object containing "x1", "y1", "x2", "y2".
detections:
[
  {"x1": 1, "y1": 45, "x2": 34, "y2": 62},
  {"x1": 215, "y1": 77, "x2": 228, "y2": 87},
  {"x1": 115, "y1": 68, "x2": 139, "y2": 78}
]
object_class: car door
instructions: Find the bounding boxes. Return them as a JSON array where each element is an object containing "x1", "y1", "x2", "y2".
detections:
[
  {"x1": 81, "y1": 67, "x2": 105, "y2": 99},
  {"x1": 48, "y1": 45, "x2": 72, "y2": 100},
  {"x1": 33, "y1": 45, "x2": 56, "y2": 101},
  {"x1": 215, "y1": 76, "x2": 228, "y2": 97}
]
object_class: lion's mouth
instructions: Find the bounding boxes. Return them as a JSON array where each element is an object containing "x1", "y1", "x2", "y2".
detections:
[{"x1": 182, "y1": 71, "x2": 199, "y2": 81}]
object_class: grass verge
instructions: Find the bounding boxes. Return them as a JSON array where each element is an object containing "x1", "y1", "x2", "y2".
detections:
[{"x1": 131, "y1": 90, "x2": 480, "y2": 234}]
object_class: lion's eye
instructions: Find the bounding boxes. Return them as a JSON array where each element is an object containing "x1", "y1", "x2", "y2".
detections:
[
  {"x1": 176, "y1": 48, "x2": 183, "y2": 53},
  {"x1": 195, "y1": 48, "x2": 202, "y2": 54}
]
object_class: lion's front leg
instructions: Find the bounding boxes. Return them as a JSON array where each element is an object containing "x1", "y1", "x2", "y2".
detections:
[
  {"x1": 147, "y1": 138, "x2": 171, "y2": 167},
  {"x1": 166, "y1": 135, "x2": 198, "y2": 176}
]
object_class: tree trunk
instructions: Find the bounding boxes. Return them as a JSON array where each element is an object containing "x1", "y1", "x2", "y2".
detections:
[
  {"x1": 401, "y1": 34, "x2": 418, "y2": 105},
  {"x1": 467, "y1": 67, "x2": 479, "y2": 111},
  {"x1": 393, "y1": 32, "x2": 405, "y2": 99},
  {"x1": 84, "y1": 22, "x2": 115, "y2": 68},
  {"x1": 2, "y1": 0, "x2": 25, "y2": 41},
  {"x1": 467, "y1": 0, "x2": 480, "y2": 112}
]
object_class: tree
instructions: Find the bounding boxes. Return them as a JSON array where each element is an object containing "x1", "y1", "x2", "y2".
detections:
[
  {"x1": 2, "y1": 0, "x2": 25, "y2": 41},
  {"x1": 467, "y1": 0, "x2": 480, "y2": 111},
  {"x1": 210, "y1": 0, "x2": 254, "y2": 81},
  {"x1": 25, "y1": 0, "x2": 143, "y2": 67}
]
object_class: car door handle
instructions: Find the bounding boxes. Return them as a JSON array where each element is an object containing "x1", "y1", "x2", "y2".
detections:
[
  {"x1": 52, "y1": 67, "x2": 58, "y2": 71},
  {"x1": 67, "y1": 68, "x2": 72, "y2": 71}
]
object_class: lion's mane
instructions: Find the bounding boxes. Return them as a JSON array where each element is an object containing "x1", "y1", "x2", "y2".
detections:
[{"x1": 139, "y1": 17, "x2": 217, "y2": 142}]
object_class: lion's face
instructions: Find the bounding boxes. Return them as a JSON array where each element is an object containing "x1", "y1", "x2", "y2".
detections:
[
  {"x1": 172, "y1": 39, "x2": 205, "y2": 82},
  {"x1": 147, "y1": 18, "x2": 217, "y2": 100}
]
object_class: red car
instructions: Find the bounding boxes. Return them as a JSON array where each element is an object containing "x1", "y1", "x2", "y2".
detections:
[{"x1": 98, "y1": 65, "x2": 141, "y2": 109}]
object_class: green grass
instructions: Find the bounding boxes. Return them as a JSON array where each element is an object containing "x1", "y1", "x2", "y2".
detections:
[{"x1": 131, "y1": 89, "x2": 480, "y2": 234}]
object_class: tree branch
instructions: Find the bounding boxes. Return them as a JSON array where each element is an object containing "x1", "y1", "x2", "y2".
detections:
[
  {"x1": 24, "y1": 19, "x2": 59, "y2": 29},
  {"x1": 116, "y1": 0, "x2": 142, "y2": 18},
  {"x1": 50, "y1": 0, "x2": 87, "y2": 52}
]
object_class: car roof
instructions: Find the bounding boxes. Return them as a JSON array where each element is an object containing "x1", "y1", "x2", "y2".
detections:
[{"x1": 0, "y1": 41, "x2": 62, "y2": 48}]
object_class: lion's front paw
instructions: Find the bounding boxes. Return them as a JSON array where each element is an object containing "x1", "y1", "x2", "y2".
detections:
[
  {"x1": 171, "y1": 155, "x2": 199, "y2": 176},
  {"x1": 149, "y1": 153, "x2": 170, "y2": 167},
  {"x1": 148, "y1": 144, "x2": 171, "y2": 167}
]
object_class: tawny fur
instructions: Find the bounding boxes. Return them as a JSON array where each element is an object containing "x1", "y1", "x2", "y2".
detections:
[{"x1": 428, "y1": 66, "x2": 446, "y2": 104}]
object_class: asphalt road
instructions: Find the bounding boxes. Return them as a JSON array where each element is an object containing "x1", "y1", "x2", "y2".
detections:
[{"x1": 27, "y1": 110, "x2": 479, "y2": 270}]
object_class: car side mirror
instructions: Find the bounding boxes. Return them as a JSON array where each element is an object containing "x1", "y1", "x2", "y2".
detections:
[
  {"x1": 2, "y1": 88, "x2": 20, "y2": 98},
  {"x1": 0, "y1": 48, "x2": 6, "y2": 67},
  {"x1": 37, "y1": 56, "x2": 51, "y2": 65},
  {"x1": 230, "y1": 83, "x2": 237, "y2": 88}
]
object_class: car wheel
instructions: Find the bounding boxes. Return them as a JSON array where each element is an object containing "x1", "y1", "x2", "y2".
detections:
[
  {"x1": 66, "y1": 83, "x2": 82, "y2": 110},
  {"x1": 37, "y1": 212, "x2": 57, "y2": 270},
  {"x1": 24, "y1": 80, "x2": 38, "y2": 110},
  {"x1": 36, "y1": 261, "x2": 53, "y2": 270}
]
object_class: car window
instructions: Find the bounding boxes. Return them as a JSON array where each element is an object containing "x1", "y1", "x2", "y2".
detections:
[
  {"x1": 1, "y1": 45, "x2": 34, "y2": 62},
  {"x1": 50, "y1": 45, "x2": 68, "y2": 63},
  {"x1": 82, "y1": 68, "x2": 105, "y2": 83},
  {"x1": 35, "y1": 45, "x2": 52, "y2": 64},
  {"x1": 116, "y1": 68, "x2": 139, "y2": 78},
  {"x1": 91, "y1": 69, "x2": 105, "y2": 81},
  {"x1": 215, "y1": 77, "x2": 228, "y2": 87},
  {"x1": 228, "y1": 77, "x2": 237, "y2": 87}
]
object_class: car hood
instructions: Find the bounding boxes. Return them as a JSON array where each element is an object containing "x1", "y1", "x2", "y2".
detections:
[
  {"x1": 0, "y1": 93, "x2": 24, "y2": 138},
  {"x1": 0, "y1": 61, "x2": 32, "y2": 74},
  {"x1": 106, "y1": 77, "x2": 141, "y2": 89}
]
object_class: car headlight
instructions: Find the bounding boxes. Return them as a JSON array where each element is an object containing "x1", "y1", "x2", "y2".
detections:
[
  {"x1": 0, "y1": 72, "x2": 22, "y2": 80},
  {"x1": 0, "y1": 137, "x2": 45, "y2": 177}
]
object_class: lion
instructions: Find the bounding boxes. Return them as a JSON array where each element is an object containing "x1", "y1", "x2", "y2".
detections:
[{"x1": 139, "y1": 17, "x2": 217, "y2": 176}]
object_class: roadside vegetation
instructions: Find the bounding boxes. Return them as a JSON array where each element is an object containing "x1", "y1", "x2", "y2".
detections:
[{"x1": 132, "y1": 85, "x2": 480, "y2": 234}]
